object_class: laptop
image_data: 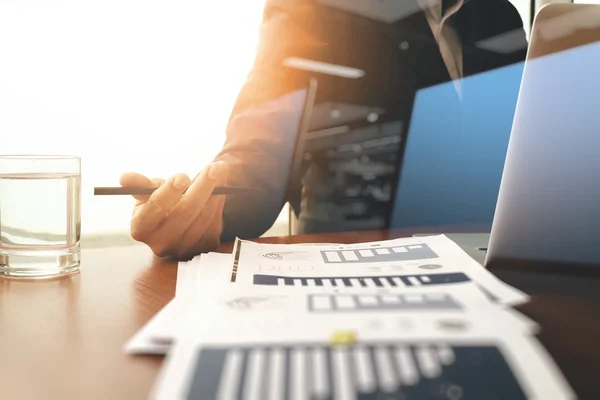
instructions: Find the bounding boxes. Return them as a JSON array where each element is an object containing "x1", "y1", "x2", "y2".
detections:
[
  {"x1": 411, "y1": 4, "x2": 600, "y2": 269},
  {"x1": 484, "y1": 4, "x2": 600, "y2": 272},
  {"x1": 389, "y1": 46, "x2": 525, "y2": 265},
  {"x1": 389, "y1": 60, "x2": 524, "y2": 231}
]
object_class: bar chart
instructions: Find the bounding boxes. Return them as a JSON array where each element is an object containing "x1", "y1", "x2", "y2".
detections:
[
  {"x1": 252, "y1": 272, "x2": 471, "y2": 288},
  {"x1": 308, "y1": 293, "x2": 461, "y2": 312},
  {"x1": 185, "y1": 343, "x2": 526, "y2": 399},
  {"x1": 320, "y1": 243, "x2": 438, "y2": 264}
]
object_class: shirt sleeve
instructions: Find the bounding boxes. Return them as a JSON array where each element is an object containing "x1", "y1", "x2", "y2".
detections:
[
  {"x1": 229, "y1": 0, "x2": 327, "y2": 115},
  {"x1": 216, "y1": 0, "x2": 325, "y2": 241},
  {"x1": 216, "y1": 90, "x2": 309, "y2": 241}
]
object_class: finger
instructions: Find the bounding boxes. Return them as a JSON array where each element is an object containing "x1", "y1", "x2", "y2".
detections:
[
  {"x1": 183, "y1": 161, "x2": 229, "y2": 207},
  {"x1": 195, "y1": 195, "x2": 225, "y2": 253},
  {"x1": 153, "y1": 196, "x2": 223, "y2": 259},
  {"x1": 144, "y1": 162, "x2": 228, "y2": 255},
  {"x1": 120, "y1": 172, "x2": 151, "y2": 187},
  {"x1": 130, "y1": 173, "x2": 191, "y2": 242},
  {"x1": 182, "y1": 169, "x2": 228, "y2": 256},
  {"x1": 120, "y1": 172, "x2": 164, "y2": 203},
  {"x1": 178, "y1": 194, "x2": 225, "y2": 255},
  {"x1": 153, "y1": 161, "x2": 229, "y2": 239},
  {"x1": 134, "y1": 177, "x2": 166, "y2": 205}
]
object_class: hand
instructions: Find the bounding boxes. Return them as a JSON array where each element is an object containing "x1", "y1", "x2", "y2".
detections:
[{"x1": 119, "y1": 161, "x2": 229, "y2": 259}]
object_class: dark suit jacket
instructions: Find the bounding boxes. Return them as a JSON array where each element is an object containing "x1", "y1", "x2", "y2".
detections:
[{"x1": 216, "y1": 0, "x2": 528, "y2": 240}]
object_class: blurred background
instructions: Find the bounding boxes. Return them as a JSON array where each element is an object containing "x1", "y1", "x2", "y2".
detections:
[
  {"x1": 0, "y1": 0, "x2": 268, "y2": 243},
  {"x1": 1, "y1": 0, "x2": 598, "y2": 245}
]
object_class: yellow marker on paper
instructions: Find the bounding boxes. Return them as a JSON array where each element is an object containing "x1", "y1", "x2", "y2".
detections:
[{"x1": 330, "y1": 330, "x2": 358, "y2": 347}]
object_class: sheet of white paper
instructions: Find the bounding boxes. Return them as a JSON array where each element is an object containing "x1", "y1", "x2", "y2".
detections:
[
  {"x1": 178, "y1": 283, "x2": 538, "y2": 339},
  {"x1": 155, "y1": 267, "x2": 529, "y2": 346},
  {"x1": 228, "y1": 235, "x2": 529, "y2": 306},
  {"x1": 151, "y1": 284, "x2": 572, "y2": 400},
  {"x1": 147, "y1": 253, "x2": 231, "y2": 341},
  {"x1": 139, "y1": 235, "x2": 535, "y2": 348},
  {"x1": 125, "y1": 262, "x2": 189, "y2": 354},
  {"x1": 125, "y1": 260, "x2": 194, "y2": 354},
  {"x1": 125, "y1": 300, "x2": 178, "y2": 354},
  {"x1": 175, "y1": 260, "x2": 191, "y2": 298},
  {"x1": 125, "y1": 253, "x2": 229, "y2": 354},
  {"x1": 127, "y1": 234, "x2": 531, "y2": 354}
]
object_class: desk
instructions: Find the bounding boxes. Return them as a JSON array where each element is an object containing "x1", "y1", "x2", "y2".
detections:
[{"x1": 1, "y1": 229, "x2": 598, "y2": 399}]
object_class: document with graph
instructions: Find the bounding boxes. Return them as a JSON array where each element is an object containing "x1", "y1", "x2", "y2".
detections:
[
  {"x1": 150, "y1": 284, "x2": 573, "y2": 400},
  {"x1": 228, "y1": 235, "x2": 528, "y2": 306}
]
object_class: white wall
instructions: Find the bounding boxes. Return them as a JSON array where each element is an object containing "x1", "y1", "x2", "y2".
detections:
[{"x1": 1, "y1": 0, "x2": 266, "y2": 235}]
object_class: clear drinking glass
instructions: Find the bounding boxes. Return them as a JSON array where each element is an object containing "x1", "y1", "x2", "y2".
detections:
[{"x1": 0, "y1": 155, "x2": 81, "y2": 278}]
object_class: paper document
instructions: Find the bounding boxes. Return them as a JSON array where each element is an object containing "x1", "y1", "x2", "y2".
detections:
[
  {"x1": 151, "y1": 285, "x2": 572, "y2": 400},
  {"x1": 124, "y1": 234, "x2": 574, "y2": 400},
  {"x1": 146, "y1": 253, "x2": 231, "y2": 342},
  {"x1": 229, "y1": 235, "x2": 528, "y2": 305},
  {"x1": 127, "y1": 235, "x2": 530, "y2": 353}
]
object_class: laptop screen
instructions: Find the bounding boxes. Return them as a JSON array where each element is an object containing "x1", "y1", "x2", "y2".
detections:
[
  {"x1": 487, "y1": 34, "x2": 600, "y2": 268},
  {"x1": 390, "y1": 61, "x2": 524, "y2": 229}
]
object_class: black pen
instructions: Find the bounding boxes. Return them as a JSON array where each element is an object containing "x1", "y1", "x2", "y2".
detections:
[{"x1": 93, "y1": 186, "x2": 262, "y2": 196}]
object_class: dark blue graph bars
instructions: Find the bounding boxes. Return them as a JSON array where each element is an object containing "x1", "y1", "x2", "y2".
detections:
[
  {"x1": 185, "y1": 343, "x2": 527, "y2": 400},
  {"x1": 252, "y1": 272, "x2": 471, "y2": 288}
]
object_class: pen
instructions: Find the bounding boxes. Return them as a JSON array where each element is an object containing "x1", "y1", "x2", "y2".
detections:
[{"x1": 93, "y1": 186, "x2": 262, "y2": 196}]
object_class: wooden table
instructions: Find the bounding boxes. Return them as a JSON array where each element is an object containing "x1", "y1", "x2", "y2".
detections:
[{"x1": 1, "y1": 229, "x2": 598, "y2": 400}]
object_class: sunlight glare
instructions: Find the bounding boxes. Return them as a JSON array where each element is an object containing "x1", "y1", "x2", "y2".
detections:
[{"x1": 0, "y1": 0, "x2": 266, "y2": 233}]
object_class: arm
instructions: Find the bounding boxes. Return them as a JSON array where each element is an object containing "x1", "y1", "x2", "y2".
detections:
[
  {"x1": 217, "y1": 0, "x2": 325, "y2": 241},
  {"x1": 229, "y1": 0, "x2": 326, "y2": 115},
  {"x1": 216, "y1": 91, "x2": 309, "y2": 241}
]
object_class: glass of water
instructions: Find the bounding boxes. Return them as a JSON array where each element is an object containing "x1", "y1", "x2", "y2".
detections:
[{"x1": 0, "y1": 155, "x2": 81, "y2": 278}]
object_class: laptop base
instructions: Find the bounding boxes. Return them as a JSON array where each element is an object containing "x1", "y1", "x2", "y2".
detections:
[{"x1": 413, "y1": 233, "x2": 490, "y2": 265}]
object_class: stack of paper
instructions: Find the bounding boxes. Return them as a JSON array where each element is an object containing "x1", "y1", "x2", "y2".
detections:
[{"x1": 126, "y1": 234, "x2": 576, "y2": 400}]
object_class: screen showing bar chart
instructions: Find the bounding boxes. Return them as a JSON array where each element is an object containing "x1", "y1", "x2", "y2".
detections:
[
  {"x1": 252, "y1": 272, "x2": 471, "y2": 288},
  {"x1": 308, "y1": 293, "x2": 462, "y2": 312},
  {"x1": 320, "y1": 243, "x2": 438, "y2": 264},
  {"x1": 185, "y1": 343, "x2": 526, "y2": 399}
]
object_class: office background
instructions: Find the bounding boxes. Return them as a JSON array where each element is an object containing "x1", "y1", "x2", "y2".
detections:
[{"x1": 1, "y1": 0, "x2": 596, "y2": 244}]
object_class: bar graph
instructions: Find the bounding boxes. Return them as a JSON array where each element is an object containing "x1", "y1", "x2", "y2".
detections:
[
  {"x1": 252, "y1": 272, "x2": 471, "y2": 287},
  {"x1": 185, "y1": 343, "x2": 526, "y2": 399},
  {"x1": 308, "y1": 293, "x2": 461, "y2": 312},
  {"x1": 320, "y1": 243, "x2": 437, "y2": 264}
]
